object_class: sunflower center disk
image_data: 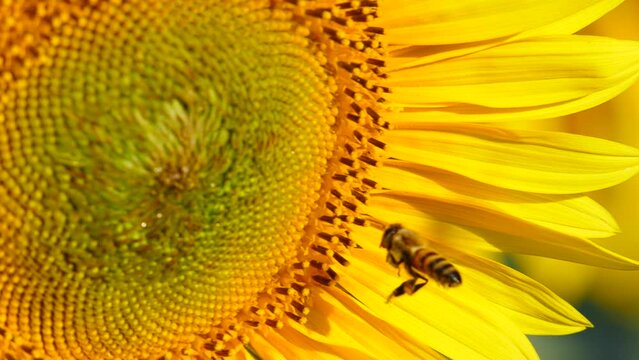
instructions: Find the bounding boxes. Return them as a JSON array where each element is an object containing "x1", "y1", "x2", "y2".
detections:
[{"x1": 0, "y1": 1, "x2": 336, "y2": 358}]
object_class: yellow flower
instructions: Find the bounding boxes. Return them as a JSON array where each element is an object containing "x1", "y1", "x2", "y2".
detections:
[{"x1": 1, "y1": 1, "x2": 639, "y2": 360}]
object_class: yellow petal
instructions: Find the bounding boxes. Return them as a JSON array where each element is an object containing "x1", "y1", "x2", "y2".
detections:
[
  {"x1": 387, "y1": 41, "x2": 508, "y2": 73},
  {"x1": 349, "y1": 228, "x2": 591, "y2": 336},
  {"x1": 367, "y1": 195, "x2": 639, "y2": 269},
  {"x1": 381, "y1": 123, "x2": 639, "y2": 194},
  {"x1": 339, "y1": 250, "x2": 539, "y2": 360},
  {"x1": 278, "y1": 326, "x2": 372, "y2": 360},
  {"x1": 248, "y1": 334, "x2": 288, "y2": 360},
  {"x1": 437, "y1": 244, "x2": 592, "y2": 335},
  {"x1": 236, "y1": 348, "x2": 249, "y2": 360},
  {"x1": 372, "y1": 163, "x2": 619, "y2": 239},
  {"x1": 516, "y1": 0, "x2": 623, "y2": 37},
  {"x1": 251, "y1": 288, "x2": 441, "y2": 359},
  {"x1": 253, "y1": 329, "x2": 344, "y2": 360},
  {"x1": 364, "y1": 202, "x2": 502, "y2": 253},
  {"x1": 386, "y1": 1, "x2": 624, "y2": 73},
  {"x1": 384, "y1": 74, "x2": 637, "y2": 122},
  {"x1": 516, "y1": 256, "x2": 599, "y2": 305},
  {"x1": 385, "y1": 36, "x2": 639, "y2": 109},
  {"x1": 302, "y1": 292, "x2": 443, "y2": 359},
  {"x1": 378, "y1": 0, "x2": 621, "y2": 45}
]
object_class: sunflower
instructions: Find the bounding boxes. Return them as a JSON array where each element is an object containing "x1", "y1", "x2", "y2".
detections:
[{"x1": 1, "y1": 0, "x2": 639, "y2": 359}]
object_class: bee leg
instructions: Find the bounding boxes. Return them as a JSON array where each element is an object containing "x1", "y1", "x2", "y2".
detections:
[
  {"x1": 386, "y1": 254, "x2": 404, "y2": 276},
  {"x1": 396, "y1": 258, "x2": 405, "y2": 276},
  {"x1": 386, "y1": 277, "x2": 431, "y2": 303},
  {"x1": 411, "y1": 280, "x2": 427, "y2": 296},
  {"x1": 386, "y1": 282, "x2": 409, "y2": 303},
  {"x1": 385, "y1": 253, "x2": 394, "y2": 266},
  {"x1": 396, "y1": 261, "x2": 404, "y2": 276},
  {"x1": 387, "y1": 277, "x2": 424, "y2": 303}
]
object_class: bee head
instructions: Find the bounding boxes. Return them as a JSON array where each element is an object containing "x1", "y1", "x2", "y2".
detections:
[{"x1": 380, "y1": 223, "x2": 402, "y2": 249}]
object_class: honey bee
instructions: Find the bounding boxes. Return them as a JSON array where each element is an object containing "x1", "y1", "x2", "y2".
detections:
[{"x1": 381, "y1": 224, "x2": 461, "y2": 302}]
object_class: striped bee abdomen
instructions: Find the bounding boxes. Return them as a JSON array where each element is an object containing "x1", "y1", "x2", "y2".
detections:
[{"x1": 413, "y1": 250, "x2": 462, "y2": 287}]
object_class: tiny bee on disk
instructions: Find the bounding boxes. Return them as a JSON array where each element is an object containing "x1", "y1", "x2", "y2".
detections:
[{"x1": 381, "y1": 223, "x2": 462, "y2": 302}]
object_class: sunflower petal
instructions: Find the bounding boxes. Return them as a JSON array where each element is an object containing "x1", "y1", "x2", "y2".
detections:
[
  {"x1": 250, "y1": 288, "x2": 441, "y2": 360},
  {"x1": 438, "y1": 244, "x2": 592, "y2": 335},
  {"x1": 386, "y1": 41, "x2": 508, "y2": 73},
  {"x1": 517, "y1": 0, "x2": 623, "y2": 37},
  {"x1": 385, "y1": 0, "x2": 624, "y2": 74},
  {"x1": 378, "y1": 0, "x2": 622, "y2": 45},
  {"x1": 253, "y1": 329, "x2": 344, "y2": 360},
  {"x1": 276, "y1": 326, "x2": 374, "y2": 360},
  {"x1": 299, "y1": 291, "x2": 443, "y2": 359},
  {"x1": 364, "y1": 203, "x2": 502, "y2": 253},
  {"x1": 248, "y1": 334, "x2": 288, "y2": 360},
  {"x1": 384, "y1": 74, "x2": 638, "y2": 123},
  {"x1": 348, "y1": 230, "x2": 591, "y2": 335},
  {"x1": 372, "y1": 163, "x2": 619, "y2": 239},
  {"x1": 367, "y1": 195, "x2": 639, "y2": 269},
  {"x1": 340, "y1": 250, "x2": 539, "y2": 360},
  {"x1": 381, "y1": 123, "x2": 639, "y2": 194},
  {"x1": 385, "y1": 36, "x2": 639, "y2": 111}
]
